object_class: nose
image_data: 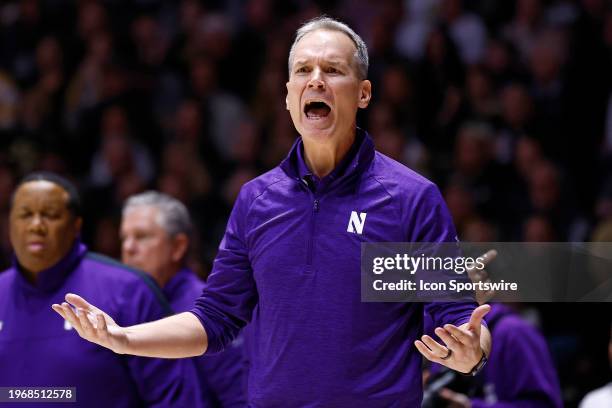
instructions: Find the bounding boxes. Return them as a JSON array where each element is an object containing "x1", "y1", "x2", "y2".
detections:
[
  {"x1": 122, "y1": 237, "x2": 137, "y2": 256},
  {"x1": 307, "y1": 68, "x2": 325, "y2": 90},
  {"x1": 28, "y1": 214, "x2": 46, "y2": 234}
]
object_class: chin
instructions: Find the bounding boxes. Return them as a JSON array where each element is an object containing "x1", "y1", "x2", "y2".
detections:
[{"x1": 299, "y1": 125, "x2": 337, "y2": 143}]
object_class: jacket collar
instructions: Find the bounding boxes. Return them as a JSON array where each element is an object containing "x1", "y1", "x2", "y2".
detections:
[
  {"x1": 280, "y1": 127, "x2": 375, "y2": 190},
  {"x1": 12, "y1": 240, "x2": 87, "y2": 294}
]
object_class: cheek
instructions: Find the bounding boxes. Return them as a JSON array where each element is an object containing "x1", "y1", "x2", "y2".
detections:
[
  {"x1": 286, "y1": 89, "x2": 300, "y2": 108},
  {"x1": 54, "y1": 223, "x2": 77, "y2": 242},
  {"x1": 145, "y1": 241, "x2": 171, "y2": 260},
  {"x1": 8, "y1": 221, "x2": 20, "y2": 243},
  {"x1": 335, "y1": 83, "x2": 362, "y2": 105}
]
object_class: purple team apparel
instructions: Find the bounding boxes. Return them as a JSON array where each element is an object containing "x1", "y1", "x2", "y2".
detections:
[
  {"x1": 190, "y1": 129, "x2": 480, "y2": 407},
  {"x1": 164, "y1": 267, "x2": 247, "y2": 407},
  {"x1": 0, "y1": 241, "x2": 203, "y2": 407},
  {"x1": 471, "y1": 304, "x2": 562, "y2": 408}
]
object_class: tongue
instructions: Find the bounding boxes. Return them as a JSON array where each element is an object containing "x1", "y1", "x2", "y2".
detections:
[{"x1": 306, "y1": 105, "x2": 331, "y2": 118}]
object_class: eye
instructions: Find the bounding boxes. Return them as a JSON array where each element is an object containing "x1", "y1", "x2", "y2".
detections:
[
  {"x1": 19, "y1": 212, "x2": 32, "y2": 219},
  {"x1": 43, "y1": 211, "x2": 60, "y2": 220},
  {"x1": 326, "y1": 67, "x2": 339, "y2": 74},
  {"x1": 295, "y1": 66, "x2": 310, "y2": 74}
]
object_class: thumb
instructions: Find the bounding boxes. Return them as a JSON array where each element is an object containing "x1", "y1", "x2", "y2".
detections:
[
  {"x1": 480, "y1": 249, "x2": 498, "y2": 267},
  {"x1": 468, "y1": 304, "x2": 491, "y2": 335}
]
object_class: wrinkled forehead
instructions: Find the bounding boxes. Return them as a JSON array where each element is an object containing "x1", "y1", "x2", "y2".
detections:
[{"x1": 291, "y1": 29, "x2": 357, "y2": 66}]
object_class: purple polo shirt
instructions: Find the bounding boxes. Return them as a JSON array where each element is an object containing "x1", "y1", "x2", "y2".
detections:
[
  {"x1": 164, "y1": 267, "x2": 246, "y2": 407},
  {"x1": 0, "y1": 241, "x2": 204, "y2": 407},
  {"x1": 191, "y1": 129, "x2": 479, "y2": 407}
]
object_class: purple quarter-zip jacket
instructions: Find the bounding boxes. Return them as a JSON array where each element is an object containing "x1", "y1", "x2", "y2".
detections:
[
  {"x1": 164, "y1": 267, "x2": 247, "y2": 407},
  {"x1": 0, "y1": 241, "x2": 203, "y2": 408},
  {"x1": 191, "y1": 129, "x2": 480, "y2": 407}
]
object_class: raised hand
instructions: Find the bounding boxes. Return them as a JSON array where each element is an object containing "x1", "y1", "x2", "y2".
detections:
[
  {"x1": 415, "y1": 304, "x2": 491, "y2": 374},
  {"x1": 52, "y1": 293, "x2": 128, "y2": 354}
]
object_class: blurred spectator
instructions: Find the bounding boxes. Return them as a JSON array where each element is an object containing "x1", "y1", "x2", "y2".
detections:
[
  {"x1": 444, "y1": 181, "x2": 477, "y2": 237},
  {"x1": 89, "y1": 105, "x2": 154, "y2": 188},
  {"x1": 395, "y1": 0, "x2": 439, "y2": 61},
  {"x1": 523, "y1": 214, "x2": 558, "y2": 242},
  {"x1": 0, "y1": 70, "x2": 20, "y2": 131},
  {"x1": 64, "y1": 30, "x2": 114, "y2": 130},
  {"x1": 464, "y1": 65, "x2": 499, "y2": 122},
  {"x1": 502, "y1": 0, "x2": 545, "y2": 64},
  {"x1": 188, "y1": 55, "x2": 248, "y2": 160},
  {"x1": 497, "y1": 82, "x2": 534, "y2": 164},
  {"x1": 439, "y1": 0, "x2": 487, "y2": 64},
  {"x1": 373, "y1": 125, "x2": 429, "y2": 176},
  {"x1": 462, "y1": 217, "x2": 498, "y2": 242}
]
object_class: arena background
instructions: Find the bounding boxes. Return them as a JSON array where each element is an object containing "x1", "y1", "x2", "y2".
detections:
[{"x1": 0, "y1": 0, "x2": 610, "y2": 406}]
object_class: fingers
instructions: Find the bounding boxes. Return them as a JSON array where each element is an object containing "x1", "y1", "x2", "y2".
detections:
[
  {"x1": 59, "y1": 302, "x2": 84, "y2": 336},
  {"x1": 435, "y1": 326, "x2": 463, "y2": 348},
  {"x1": 51, "y1": 304, "x2": 66, "y2": 320},
  {"x1": 76, "y1": 308, "x2": 95, "y2": 337},
  {"x1": 65, "y1": 293, "x2": 98, "y2": 313},
  {"x1": 436, "y1": 324, "x2": 472, "y2": 344},
  {"x1": 414, "y1": 340, "x2": 442, "y2": 363},
  {"x1": 421, "y1": 335, "x2": 451, "y2": 358},
  {"x1": 96, "y1": 313, "x2": 108, "y2": 337},
  {"x1": 467, "y1": 304, "x2": 491, "y2": 335}
]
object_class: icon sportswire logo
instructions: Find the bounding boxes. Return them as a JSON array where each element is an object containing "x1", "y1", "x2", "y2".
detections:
[{"x1": 347, "y1": 211, "x2": 367, "y2": 234}]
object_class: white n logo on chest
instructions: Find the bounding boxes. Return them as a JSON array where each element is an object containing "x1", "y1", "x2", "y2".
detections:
[
  {"x1": 347, "y1": 211, "x2": 367, "y2": 234},
  {"x1": 0, "y1": 320, "x2": 3, "y2": 331}
]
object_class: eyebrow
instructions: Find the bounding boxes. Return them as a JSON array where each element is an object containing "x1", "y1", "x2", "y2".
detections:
[
  {"x1": 16, "y1": 204, "x2": 63, "y2": 211},
  {"x1": 293, "y1": 58, "x2": 349, "y2": 67}
]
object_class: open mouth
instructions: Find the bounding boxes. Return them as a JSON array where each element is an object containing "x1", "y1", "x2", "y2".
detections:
[{"x1": 304, "y1": 101, "x2": 331, "y2": 119}]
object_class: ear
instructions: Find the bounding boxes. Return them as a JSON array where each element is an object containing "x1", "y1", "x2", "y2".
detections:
[
  {"x1": 285, "y1": 82, "x2": 290, "y2": 110},
  {"x1": 358, "y1": 79, "x2": 372, "y2": 109},
  {"x1": 171, "y1": 233, "x2": 189, "y2": 263}
]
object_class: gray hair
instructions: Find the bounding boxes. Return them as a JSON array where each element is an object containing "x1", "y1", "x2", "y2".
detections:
[
  {"x1": 123, "y1": 191, "x2": 193, "y2": 238},
  {"x1": 288, "y1": 16, "x2": 369, "y2": 80}
]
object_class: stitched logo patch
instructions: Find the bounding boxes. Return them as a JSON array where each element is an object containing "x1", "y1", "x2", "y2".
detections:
[{"x1": 347, "y1": 211, "x2": 367, "y2": 235}]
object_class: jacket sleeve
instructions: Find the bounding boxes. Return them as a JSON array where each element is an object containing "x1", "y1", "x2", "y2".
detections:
[
  {"x1": 190, "y1": 185, "x2": 258, "y2": 354},
  {"x1": 408, "y1": 182, "x2": 481, "y2": 329},
  {"x1": 118, "y1": 279, "x2": 205, "y2": 408}
]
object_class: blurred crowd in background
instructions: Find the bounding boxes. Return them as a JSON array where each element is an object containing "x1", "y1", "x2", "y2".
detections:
[{"x1": 0, "y1": 0, "x2": 611, "y2": 406}]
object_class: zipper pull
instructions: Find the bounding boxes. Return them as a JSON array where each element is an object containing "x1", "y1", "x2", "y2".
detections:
[{"x1": 313, "y1": 199, "x2": 319, "y2": 212}]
